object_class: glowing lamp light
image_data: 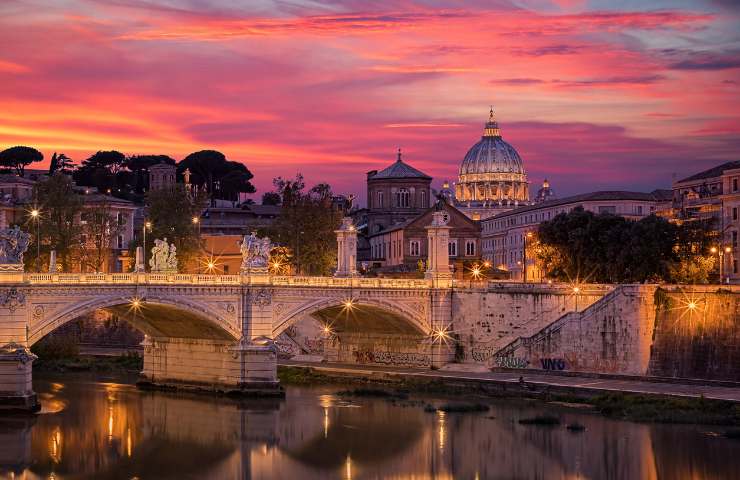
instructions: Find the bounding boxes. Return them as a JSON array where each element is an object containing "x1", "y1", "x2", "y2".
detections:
[
  {"x1": 573, "y1": 286, "x2": 581, "y2": 294},
  {"x1": 725, "y1": 247, "x2": 732, "y2": 253},
  {"x1": 483, "y1": 261, "x2": 491, "y2": 268},
  {"x1": 192, "y1": 216, "x2": 199, "y2": 224},
  {"x1": 343, "y1": 298, "x2": 355, "y2": 309},
  {"x1": 30, "y1": 209, "x2": 39, "y2": 218},
  {"x1": 710, "y1": 247, "x2": 718, "y2": 254},
  {"x1": 687, "y1": 301, "x2": 697, "y2": 310},
  {"x1": 144, "y1": 221, "x2": 152, "y2": 229}
]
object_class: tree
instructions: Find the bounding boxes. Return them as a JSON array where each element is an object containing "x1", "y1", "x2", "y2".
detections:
[
  {"x1": 0, "y1": 146, "x2": 43, "y2": 175},
  {"x1": 266, "y1": 174, "x2": 343, "y2": 276},
  {"x1": 73, "y1": 150, "x2": 126, "y2": 194},
  {"x1": 49, "y1": 152, "x2": 75, "y2": 175},
  {"x1": 143, "y1": 185, "x2": 207, "y2": 270},
  {"x1": 178, "y1": 150, "x2": 255, "y2": 202},
  {"x1": 261, "y1": 191, "x2": 282, "y2": 206},
  {"x1": 31, "y1": 174, "x2": 83, "y2": 271},
  {"x1": 534, "y1": 208, "x2": 714, "y2": 284},
  {"x1": 77, "y1": 202, "x2": 122, "y2": 272}
]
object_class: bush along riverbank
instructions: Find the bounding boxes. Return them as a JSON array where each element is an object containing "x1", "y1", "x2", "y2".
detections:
[
  {"x1": 31, "y1": 335, "x2": 143, "y2": 373},
  {"x1": 33, "y1": 352, "x2": 144, "y2": 373},
  {"x1": 276, "y1": 366, "x2": 740, "y2": 426}
]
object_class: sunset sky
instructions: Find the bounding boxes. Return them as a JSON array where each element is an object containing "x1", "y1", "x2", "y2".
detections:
[{"x1": 1, "y1": 0, "x2": 738, "y2": 204}]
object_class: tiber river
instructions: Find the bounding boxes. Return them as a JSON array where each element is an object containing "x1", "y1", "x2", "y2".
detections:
[{"x1": 1, "y1": 374, "x2": 739, "y2": 479}]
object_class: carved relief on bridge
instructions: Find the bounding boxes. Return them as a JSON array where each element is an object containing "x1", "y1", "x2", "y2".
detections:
[{"x1": 0, "y1": 288, "x2": 26, "y2": 312}]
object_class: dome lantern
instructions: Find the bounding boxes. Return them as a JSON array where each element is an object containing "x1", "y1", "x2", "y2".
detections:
[{"x1": 483, "y1": 106, "x2": 501, "y2": 138}]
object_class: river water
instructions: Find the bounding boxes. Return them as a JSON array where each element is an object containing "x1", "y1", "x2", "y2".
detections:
[{"x1": 1, "y1": 374, "x2": 739, "y2": 479}]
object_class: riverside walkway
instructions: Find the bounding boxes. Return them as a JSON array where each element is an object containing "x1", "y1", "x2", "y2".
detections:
[{"x1": 281, "y1": 360, "x2": 740, "y2": 403}]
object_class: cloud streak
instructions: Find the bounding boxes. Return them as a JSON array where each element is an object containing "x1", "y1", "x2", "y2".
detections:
[{"x1": 0, "y1": 1, "x2": 737, "y2": 204}]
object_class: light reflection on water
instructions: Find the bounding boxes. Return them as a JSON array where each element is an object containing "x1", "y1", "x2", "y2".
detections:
[{"x1": 0, "y1": 375, "x2": 738, "y2": 479}]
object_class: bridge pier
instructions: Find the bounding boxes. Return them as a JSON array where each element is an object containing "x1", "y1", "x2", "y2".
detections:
[
  {"x1": 140, "y1": 336, "x2": 279, "y2": 394},
  {"x1": 0, "y1": 343, "x2": 40, "y2": 413}
]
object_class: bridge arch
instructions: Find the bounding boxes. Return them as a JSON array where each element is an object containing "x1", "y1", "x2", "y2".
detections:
[
  {"x1": 29, "y1": 294, "x2": 240, "y2": 346},
  {"x1": 272, "y1": 295, "x2": 431, "y2": 338}
]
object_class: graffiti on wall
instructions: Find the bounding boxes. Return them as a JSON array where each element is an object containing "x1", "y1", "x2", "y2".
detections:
[
  {"x1": 539, "y1": 358, "x2": 567, "y2": 370},
  {"x1": 526, "y1": 352, "x2": 619, "y2": 373},
  {"x1": 471, "y1": 346, "x2": 496, "y2": 363},
  {"x1": 494, "y1": 356, "x2": 529, "y2": 369},
  {"x1": 352, "y1": 350, "x2": 431, "y2": 367}
]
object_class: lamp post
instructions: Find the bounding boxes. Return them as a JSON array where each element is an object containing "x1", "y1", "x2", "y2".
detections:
[
  {"x1": 296, "y1": 230, "x2": 304, "y2": 276},
  {"x1": 192, "y1": 216, "x2": 200, "y2": 236},
  {"x1": 523, "y1": 231, "x2": 533, "y2": 283},
  {"x1": 143, "y1": 221, "x2": 151, "y2": 272},
  {"x1": 573, "y1": 286, "x2": 581, "y2": 312},
  {"x1": 712, "y1": 246, "x2": 733, "y2": 284},
  {"x1": 30, "y1": 208, "x2": 40, "y2": 272}
]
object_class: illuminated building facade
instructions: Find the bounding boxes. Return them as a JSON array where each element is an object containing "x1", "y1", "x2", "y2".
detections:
[{"x1": 671, "y1": 161, "x2": 740, "y2": 283}]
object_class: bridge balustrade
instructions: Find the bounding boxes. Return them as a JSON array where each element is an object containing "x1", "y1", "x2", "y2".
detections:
[{"x1": 16, "y1": 273, "x2": 439, "y2": 289}]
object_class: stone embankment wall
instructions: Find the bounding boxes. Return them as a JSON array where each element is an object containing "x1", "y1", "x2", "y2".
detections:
[
  {"x1": 453, "y1": 283, "x2": 611, "y2": 367},
  {"x1": 648, "y1": 287, "x2": 740, "y2": 381},
  {"x1": 492, "y1": 285, "x2": 740, "y2": 381},
  {"x1": 492, "y1": 285, "x2": 657, "y2": 375}
]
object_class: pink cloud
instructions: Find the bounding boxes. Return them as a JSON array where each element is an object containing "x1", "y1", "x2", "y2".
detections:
[{"x1": 0, "y1": 1, "x2": 736, "y2": 206}]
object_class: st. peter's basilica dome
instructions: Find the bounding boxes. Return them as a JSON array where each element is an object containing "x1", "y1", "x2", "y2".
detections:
[{"x1": 455, "y1": 108, "x2": 529, "y2": 207}]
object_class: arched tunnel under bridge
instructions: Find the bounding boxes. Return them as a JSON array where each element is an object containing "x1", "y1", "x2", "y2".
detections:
[{"x1": 273, "y1": 300, "x2": 441, "y2": 369}]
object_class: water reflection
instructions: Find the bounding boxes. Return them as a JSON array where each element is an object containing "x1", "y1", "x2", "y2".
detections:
[{"x1": 0, "y1": 375, "x2": 738, "y2": 479}]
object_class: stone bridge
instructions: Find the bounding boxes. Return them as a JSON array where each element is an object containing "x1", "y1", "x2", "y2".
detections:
[
  {"x1": 0, "y1": 211, "x2": 459, "y2": 411},
  {"x1": 0, "y1": 272, "x2": 453, "y2": 411}
]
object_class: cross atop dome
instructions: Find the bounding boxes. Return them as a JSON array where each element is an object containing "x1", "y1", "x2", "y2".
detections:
[
  {"x1": 484, "y1": 106, "x2": 501, "y2": 137},
  {"x1": 397, "y1": 147, "x2": 402, "y2": 162}
]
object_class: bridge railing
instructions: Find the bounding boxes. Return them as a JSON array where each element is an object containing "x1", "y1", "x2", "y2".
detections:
[{"x1": 20, "y1": 273, "x2": 433, "y2": 289}]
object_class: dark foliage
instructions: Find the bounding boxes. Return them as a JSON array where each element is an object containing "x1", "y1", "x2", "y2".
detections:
[
  {"x1": 0, "y1": 145, "x2": 43, "y2": 175},
  {"x1": 535, "y1": 207, "x2": 715, "y2": 283},
  {"x1": 178, "y1": 150, "x2": 255, "y2": 202}
]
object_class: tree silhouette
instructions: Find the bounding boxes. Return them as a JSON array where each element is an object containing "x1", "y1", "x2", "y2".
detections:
[
  {"x1": 0, "y1": 146, "x2": 43, "y2": 175},
  {"x1": 178, "y1": 150, "x2": 255, "y2": 202},
  {"x1": 73, "y1": 150, "x2": 126, "y2": 194},
  {"x1": 49, "y1": 152, "x2": 75, "y2": 175}
]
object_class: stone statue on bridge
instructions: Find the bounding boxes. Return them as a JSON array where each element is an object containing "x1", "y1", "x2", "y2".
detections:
[
  {"x1": 0, "y1": 226, "x2": 31, "y2": 269},
  {"x1": 240, "y1": 232, "x2": 271, "y2": 273},
  {"x1": 149, "y1": 238, "x2": 178, "y2": 272}
]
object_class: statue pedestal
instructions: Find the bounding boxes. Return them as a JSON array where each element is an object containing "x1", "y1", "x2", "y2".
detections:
[
  {"x1": 241, "y1": 267, "x2": 270, "y2": 285},
  {"x1": 0, "y1": 264, "x2": 25, "y2": 284},
  {"x1": 0, "y1": 344, "x2": 40, "y2": 413}
]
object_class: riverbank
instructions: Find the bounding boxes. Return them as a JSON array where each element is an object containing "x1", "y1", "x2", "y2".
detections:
[
  {"x1": 33, "y1": 351, "x2": 143, "y2": 374},
  {"x1": 278, "y1": 362, "x2": 740, "y2": 426}
]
